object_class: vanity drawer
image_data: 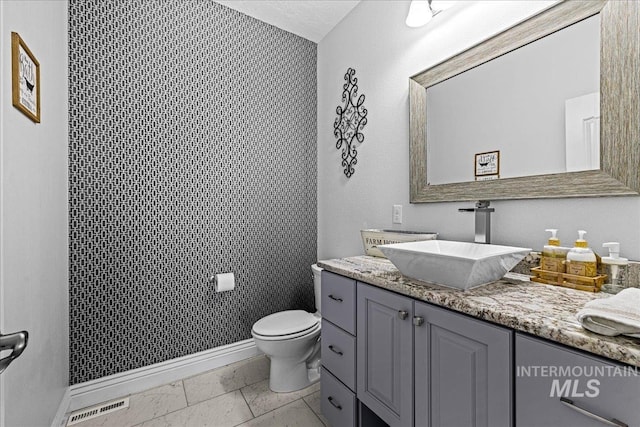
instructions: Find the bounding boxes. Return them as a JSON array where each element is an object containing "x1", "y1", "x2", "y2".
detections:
[
  {"x1": 322, "y1": 319, "x2": 356, "y2": 391},
  {"x1": 321, "y1": 367, "x2": 357, "y2": 427},
  {"x1": 321, "y1": 271, "x2": 356, "y2": 334},
  {"x1": 516, "y1": 333, "x2": 640, "y2": 427}
]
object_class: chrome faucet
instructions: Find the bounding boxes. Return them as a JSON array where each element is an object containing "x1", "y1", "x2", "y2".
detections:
[{"x1": 458, "y1": 201, "x2": 494, "y2": 244}]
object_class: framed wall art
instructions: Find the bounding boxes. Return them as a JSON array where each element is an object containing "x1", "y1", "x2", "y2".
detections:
[
  {"x1": 475, "y1": 150, "x2": 500, "y2": 181},
  {"x1": 11, "y1": 32, "x2": 41, "y2": 123}
]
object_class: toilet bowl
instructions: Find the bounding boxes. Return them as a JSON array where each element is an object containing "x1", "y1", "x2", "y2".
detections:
[{"x1": 251, "y1": 264, "x2": 323, "y2": 393}]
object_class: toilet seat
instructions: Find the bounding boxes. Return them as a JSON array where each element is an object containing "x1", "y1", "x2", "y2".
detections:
[
  {"x1": 252, "y1": 310, "x2": 320, "y2": 341},
  {"x1": 252, "y1": 323, "x2": 320, "y2": 341}
]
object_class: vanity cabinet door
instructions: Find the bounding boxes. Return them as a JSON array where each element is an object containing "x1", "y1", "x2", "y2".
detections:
[
  {"x1": 516, "y1": 333, "x2": 640, "y2": 427},
  {"x1": 357, "y1": 282, "x2": 413, "y2": 427},
  {"x1": 414, "y1": 301, "x2": 512, "y2": 427}
]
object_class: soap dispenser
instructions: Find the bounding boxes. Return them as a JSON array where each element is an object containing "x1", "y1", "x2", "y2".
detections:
[
  {"x1": 541, "y1": 229, "x2": 565, "y2": 274},
  {"x1": 566, "y1": 230, "x2": 597, "y2": 277},
  {"x1": 601, "y1": 242, "x2": 629, "y2": 294}
]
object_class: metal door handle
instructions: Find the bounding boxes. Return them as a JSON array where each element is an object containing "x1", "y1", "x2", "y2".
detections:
[
  {"x1": 413, "y1": 316, "x2": 424, "y2": 326},
  {"x1": 328, "y1": 345, "x2": 343, "y2": 356},
  {"x1": 328, "y1": 294, "x2": 343, "y2": 302},
  {"x1": 328, "y1": 396, "x2": 342, "y2": 410},
  {"x1": 398, "y1": 310, "x2": 409, "y2": 320},
  {"x1": 0, "y1": 331, "x2": 29, "y2": 374},
  {"x1": 560, "y1": 397, "x2": 628, "y2": 427}
]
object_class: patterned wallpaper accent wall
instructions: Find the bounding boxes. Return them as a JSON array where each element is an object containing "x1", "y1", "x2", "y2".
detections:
[{"x1": 69, "y1": 0, "x2": 317, "y2": 385}]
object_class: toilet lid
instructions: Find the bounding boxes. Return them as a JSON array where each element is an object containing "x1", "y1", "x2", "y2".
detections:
[{"x1": 252, "y1": 310, "x2": 320, "y2": 337}]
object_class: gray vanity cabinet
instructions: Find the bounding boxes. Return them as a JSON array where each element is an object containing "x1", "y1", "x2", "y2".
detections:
[
  {"x1": 322, "y1": 269, "x2": 640, "y2": 427},
  {"x1": 414, "y1": 301, "x2": 513, "y2": 427},
  {"x1": 321, "y1": 271, "x2": 359, "y2": 427},
  {"x1": 357, "y1": 282, "x2": 414, "y2": 427},
  {"x1": 355, "y1": 282, "x2": 513, "y2": 427},
  {"x1": 516, "y1": 333, "x2": 640, "y2": 427}
]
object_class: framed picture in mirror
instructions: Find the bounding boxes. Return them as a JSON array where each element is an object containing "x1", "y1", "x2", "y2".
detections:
[{"x1": 475, "y1": 151, "x2": 499, "y2": 181}]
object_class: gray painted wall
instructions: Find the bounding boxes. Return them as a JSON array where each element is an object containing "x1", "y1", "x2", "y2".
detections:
[
  {"x1": 69, "y1": 0, "x2": 317, "y2": 384},
  {"x1": 0, "y1": 1, "x2": 69, "y2": 424},
  {"x1": 317, "y1": 1, "x2": 640, "y2": 261}
]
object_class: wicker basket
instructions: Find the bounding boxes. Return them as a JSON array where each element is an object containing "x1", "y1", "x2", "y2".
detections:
[{"x1": 361, "y1": 229, "x2": 438, "y2": 258}]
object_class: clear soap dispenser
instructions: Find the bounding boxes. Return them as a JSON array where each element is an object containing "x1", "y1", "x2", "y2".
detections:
[{"x1": 601, "y1": 242, "x2": 629, "y2": 294}]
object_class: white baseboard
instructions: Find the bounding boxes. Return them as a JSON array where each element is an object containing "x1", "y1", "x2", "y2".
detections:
[
  {"x1": 52, "y1": 388, "x2": 71, "y2": 427},
  {"x1": 66, "y1": 339, "x2": 259, "y2": 413}
]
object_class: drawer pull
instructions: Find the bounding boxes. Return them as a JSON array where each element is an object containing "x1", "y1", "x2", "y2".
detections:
[
  {"x1": 328, "y1": 345, "x2": 343, "y2": 356},
  {"x1": 398, "y1": 310, "x2": 409, "y2": 320},
  {"x1": 560, "y1": 397, "x2": 628, "y2": 427},
  {"x1": 328, "y1": 396, "x2": 342, "y2": 410},
  {"x1": 328, "y1": 294, "x2": 343, "y2": 302}
]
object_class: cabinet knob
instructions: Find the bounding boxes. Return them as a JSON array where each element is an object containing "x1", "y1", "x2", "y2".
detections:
[
  {"x1": 398, "y1": 310, "x2": 409, "y2": 320},
  {"x1": 413, "y1": 316, "x2": 424, "y2": 326}
]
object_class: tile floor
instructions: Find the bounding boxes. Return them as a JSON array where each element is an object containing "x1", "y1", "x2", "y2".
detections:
[{"x1": 67, "y1": 356, "x2": 328, "y2": 427}]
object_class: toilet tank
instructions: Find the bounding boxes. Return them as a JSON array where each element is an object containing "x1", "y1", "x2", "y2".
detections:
[{"x1": 312, "y1": 264, "x2": 323, "y2": 314}]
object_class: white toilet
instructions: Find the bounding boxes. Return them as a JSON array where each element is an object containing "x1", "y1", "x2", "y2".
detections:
[{"x1": 251, "y1": 264, "x2": 323, "y2": 392}]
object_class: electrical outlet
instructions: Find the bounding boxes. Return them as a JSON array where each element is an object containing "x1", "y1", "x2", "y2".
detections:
[{"x1": 392, "y1": 204, "x2": 403, "y2": 224}]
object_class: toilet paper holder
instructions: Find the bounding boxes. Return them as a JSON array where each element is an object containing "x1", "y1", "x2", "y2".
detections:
[{"x1": 209, "y1": 272, "x2": 235, "y2": 292}]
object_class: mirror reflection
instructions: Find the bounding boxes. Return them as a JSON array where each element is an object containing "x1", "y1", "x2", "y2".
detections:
[{"x1": 426, "y1": 15, "x2": 600, "y2": 186}]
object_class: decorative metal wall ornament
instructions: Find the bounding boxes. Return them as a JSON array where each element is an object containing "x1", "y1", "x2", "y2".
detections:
[{"x1": 334, "y1": 68, "x2": 368, "y2": 178}]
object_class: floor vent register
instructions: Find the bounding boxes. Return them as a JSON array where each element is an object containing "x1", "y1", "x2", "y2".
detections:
[{"x1": 66, "y1": 397, "x2": 130, "y2": 426}]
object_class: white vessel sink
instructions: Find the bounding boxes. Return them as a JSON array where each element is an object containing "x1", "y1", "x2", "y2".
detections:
[{"x1": 378, "y1": 240, "x2": 532, "y2": 290}]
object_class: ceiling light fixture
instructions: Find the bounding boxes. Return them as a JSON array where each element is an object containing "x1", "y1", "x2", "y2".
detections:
[
  {"x1": 406, "y1": 0, "x2": 433, "y2": 27},
  {"x1": 406, "y1": 0, "x2": 456, "y2": 28}
]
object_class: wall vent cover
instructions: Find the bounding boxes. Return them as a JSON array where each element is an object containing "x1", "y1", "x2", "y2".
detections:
[{"x1": 67, "y1": 397, "x2": 129, "y2": 426}]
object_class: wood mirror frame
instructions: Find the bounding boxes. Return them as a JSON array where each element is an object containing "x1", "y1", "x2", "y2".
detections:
[{"x1": 409, "y1": 0, "x2": 639, "y2": 203}]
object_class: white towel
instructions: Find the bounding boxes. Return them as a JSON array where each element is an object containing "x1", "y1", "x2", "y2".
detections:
[{"x1": 576, "y1": 288, "x2": 640, "y2": 338}]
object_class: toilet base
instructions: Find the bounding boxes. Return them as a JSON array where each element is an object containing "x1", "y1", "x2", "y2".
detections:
[{"x1": 269, "y1": 358, "x2": 321, "y2": 393}]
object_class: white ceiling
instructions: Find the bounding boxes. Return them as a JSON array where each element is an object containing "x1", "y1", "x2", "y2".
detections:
[{"x1": 215, "y1": 0, "x2": 361, "y2": 43}]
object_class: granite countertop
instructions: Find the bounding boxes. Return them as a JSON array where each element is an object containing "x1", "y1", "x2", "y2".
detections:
[{"x1": 317, "y1": 255, "x2": 640, "y2": 368}]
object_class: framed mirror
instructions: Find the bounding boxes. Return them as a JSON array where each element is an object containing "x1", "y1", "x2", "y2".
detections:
[{"x1": 409, "y1": 0, "x2": 640, "y2": 203}]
